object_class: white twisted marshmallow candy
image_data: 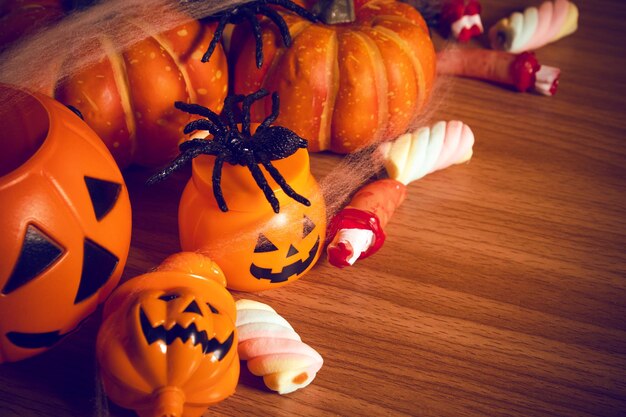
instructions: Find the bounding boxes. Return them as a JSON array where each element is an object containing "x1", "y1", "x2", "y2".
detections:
[
  {"x1": 489, "y1": 0, "x2": 579, "y2": 53},
  {"x1": 378, "y1": 120, "x2": 475, "y2": 186},
  {"x1": 236, "y1": 299, "x2": 323, "y2": 394}
]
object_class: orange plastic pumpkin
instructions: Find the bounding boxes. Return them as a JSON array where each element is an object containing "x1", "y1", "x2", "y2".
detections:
[
  {"x1": 179, "y1": 143, "x2": 326, "y2": 292},
  {"x1": 233, "y1": 0, "x2": 436, "y2": 153},
  {"x1": 97, "y1": 252, "x2": 239, "y2": 417},
  {"x1": 0, "y1": 83, "x2": 131, "y2": 363},
  {"x1": 52, "y1": 18, "x2": 229, "y2": 169}
]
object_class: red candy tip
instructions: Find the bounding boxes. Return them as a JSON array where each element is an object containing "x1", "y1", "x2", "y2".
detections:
[
  {"x1": 327, "y1": 241, "x2": 353, "y2": 268},
  {"x1": 511, "y1": 52, "x2": 541, "y2": 92}
]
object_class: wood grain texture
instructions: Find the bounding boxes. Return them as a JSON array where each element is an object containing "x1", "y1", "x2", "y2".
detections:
[{"x1": 1, "y1": 0, "x2": 626, "y2": 416}]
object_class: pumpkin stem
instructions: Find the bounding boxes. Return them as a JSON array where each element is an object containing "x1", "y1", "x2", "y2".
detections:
[
  {"x1": 152, "y1": 386, "x2": 185, "y2": 417},
  {"x1": 312, "y1": 0, "x2": 356, "y2": 24}
]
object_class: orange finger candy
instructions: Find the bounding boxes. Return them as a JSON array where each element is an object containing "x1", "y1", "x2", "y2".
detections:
[
  {"x1": 327, "y1": 121, "x2": 475, "y2": 267},
  {"x1": 96, "y1": 252, "x2": 239, "y2": 417},
  {"x1": 437, "y1": 48, "x2": 561, "y2": 96}
]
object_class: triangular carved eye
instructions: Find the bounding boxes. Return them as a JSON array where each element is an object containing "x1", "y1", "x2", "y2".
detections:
[
  {"x1": 254, "y1": 233, "x2": 278, "y2": 253},
  {"x1": 84, "y1": 176, "x2": 121, "y2": 221},
  {"x1": 287, "y1": 244, "x2": 299, "y2": 257},
  {"x1": 2, "y1": 224, "x2": 64, "y2": 294},
  {"x1": 74, "y1": 238, "x2": 119, "y2": 304},
  {"x1": 184, "y1": 300, "x2": 203, "y2": 315},
  {"x1": 303, "y1": 215, "x2": 315, "y2": 238},
  {"x1": 207, "y1": 303, "x2": 219, "y2": 314}
]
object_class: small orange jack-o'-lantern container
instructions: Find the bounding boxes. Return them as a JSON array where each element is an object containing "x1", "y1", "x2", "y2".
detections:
[
  {"x1": 0, "y1": 84, "x2": 131, "y2": 364},
  {"x1": 97, "y1": 252, "x2": 239, "y2": 417},
  {"x1": 179, "y1": 145, "x2": 326, "y2": 292}
]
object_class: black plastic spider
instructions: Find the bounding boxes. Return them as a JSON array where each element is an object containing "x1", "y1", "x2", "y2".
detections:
[
  {"x1": 147, "y1": 89, "x2": 311, "y2": 214},
  {"x1": 200, "y1": 0, "x2": 318, "y2": 68}
]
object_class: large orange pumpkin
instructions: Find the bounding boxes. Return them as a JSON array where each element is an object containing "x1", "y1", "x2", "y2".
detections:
[
  {"x1": 232, "y1": 0, "x2": 436, "y2": 153},
  {"x1": 0, "y1": 84, "x2": 132, "y2": 363},
  {"x1": 53, "y1": 17, "x2": 229, "y2": 169}
]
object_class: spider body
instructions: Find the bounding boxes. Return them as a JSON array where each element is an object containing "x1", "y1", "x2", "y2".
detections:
[
  {"x1": 200, "y1": 0, "x2": 318, "y2": 68},
  {"x1": 148, "y1": 89, "x2": 311, "y2": 214}
]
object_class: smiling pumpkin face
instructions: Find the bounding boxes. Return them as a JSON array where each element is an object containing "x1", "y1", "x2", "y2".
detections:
[
  {"x1": 250, "y1": 214, "x2": 321, "y2": 284},
  {"x1": 134, "y1": 289, "x2": 235, "y2": 364}
]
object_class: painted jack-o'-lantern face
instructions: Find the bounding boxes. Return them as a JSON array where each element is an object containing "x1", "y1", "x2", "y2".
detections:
[
  {"x1": 97, "y1": 254, "x2": 239, "y2": 417},
  {"x1": 250, "y1": 214, "x2": 320, "y2": 283},
  {"x1": 136, "y1": 289, "x2": 235, "y2": 363},
  {"x1": 179, "y1": 148, "x2": 326, "y2": 292},
  {"x1": 0, "y1": 85, "x2": 132, "y2": 364}
]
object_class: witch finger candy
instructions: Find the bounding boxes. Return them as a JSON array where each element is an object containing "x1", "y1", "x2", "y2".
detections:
[
  {"x1": 236, "y1": 299, "x2": 323, "y2": 394},
  {"x1": 96, "y1": 252, "x2": 239, "y2": 417},
  {"x1": 489, "y1": 0, "x2": 579, "y2": 53},
  {"x1": 326, "y1": 120, "x2": 475, "y2": 268},
  {"x1": 437, "y1": 48, "x2": 561, "y2": 96},
  {"x1": 440, "y1": 0, "x2": 484, "y2": 42}
]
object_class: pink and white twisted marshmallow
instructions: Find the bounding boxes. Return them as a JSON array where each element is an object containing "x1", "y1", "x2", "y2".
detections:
[
  {"x1": 489, "y1": 0, "x2": 579, "y2": 53},
  {"x1": 236, "y1": 299, "x2": 323, "y2": 394},
  {"x1": 378, "y1": 120, "x2": 475, "y2": 185}
]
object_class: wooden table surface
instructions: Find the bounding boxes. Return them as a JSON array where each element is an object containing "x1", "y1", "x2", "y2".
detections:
[{"x1": 2, "y1": 0, "x2": 626, "y2": 416}]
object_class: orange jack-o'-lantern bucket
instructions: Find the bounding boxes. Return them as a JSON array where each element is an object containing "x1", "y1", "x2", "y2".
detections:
[
  {"x1": 0, "y1": 83, "x2": 132, "y2": 363},
  {"x1": 179, "y1": 145, "x2": 326, "y2": 292}
]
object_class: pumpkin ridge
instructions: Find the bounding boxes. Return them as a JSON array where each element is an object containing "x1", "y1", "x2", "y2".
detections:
[
  {"x1": 352, "y1": 29, "x2": 389, "y2": 144},
  {"x1": 370, "y1": 19, "x2": 431, "y2": 119},
  {"x1": 331, "y1": 29, "x2": 387, "y2": 152},
  {"x1": 366, "y1": 25, "x2": 419, "y2": 138},
  {"x1": 99, "y1": 36, "x2": 138, "y2": 160},
  {"x1": 317, "y1": 29, "x2": 339, "y2": 152}
]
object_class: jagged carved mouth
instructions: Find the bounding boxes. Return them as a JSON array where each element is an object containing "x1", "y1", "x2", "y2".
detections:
[
  {"x1": 6, "y1": 330, "x2": 66, "y2": 349},
  {"x1": 249, "y1": 236, "x2": 320, "y2": 283},
  {"x1": 139, "y1": 307, "x2": 233, "y2": 361}
]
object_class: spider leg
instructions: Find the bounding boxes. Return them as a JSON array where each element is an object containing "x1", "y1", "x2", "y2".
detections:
[
  {"x1": 146, "y1": 145, "x2": 207, "y2": 185},
  {"x1": 259, "y1": 92, "x2": 280, "y2": 130},
  {"x1": 183, "y1": 119, "x2": 221, "y2": 136},
  {"x1": 261, "y1": 159, "x2": 311, "y2": 207},
  {"x1": 179, "y1": 138, "x2": 211, "y2": 152},
  {"x1": 268, "y1": 0, "x2": 319, "y2": 22},
  {"x1": 258, "y1": 5, "x2": 292, "y2": 48},
  {"x1": 175, "y1": 101, "x2": 227, "y2": 135},
  {"x1": 242, "y1": 89, "x2": 270, "y2": 136},
  {"x1": 239, "y1": 6, "x2": 264, "y2": 68},
  {"x1": 202, "y1": 12, "x2": 230, "y2": 64},
  {"x1": 246, "y1": 154, "x2": 281, "y2": 213},
  {"x1": 223, "y1": 94, "x2": 246, "y2": 131},
  {"x1": 212, "y1": 154, "x2": 229, "y2": 212}
]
